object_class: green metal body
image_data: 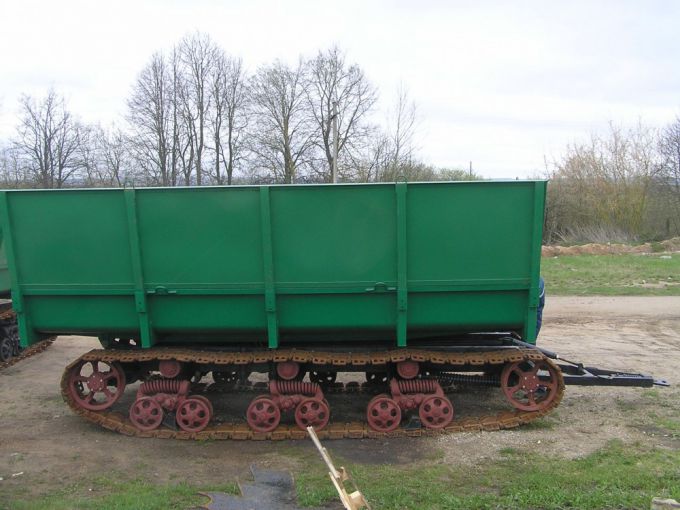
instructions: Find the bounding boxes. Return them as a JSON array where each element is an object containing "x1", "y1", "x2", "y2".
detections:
[{"x1": 0, "y1": 181, "x2": 546, "y2": 349}]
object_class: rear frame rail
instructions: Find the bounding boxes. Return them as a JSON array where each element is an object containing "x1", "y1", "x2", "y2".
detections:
[{"x1": 508, "y1": 338, "x2": 670, "y2": 388}]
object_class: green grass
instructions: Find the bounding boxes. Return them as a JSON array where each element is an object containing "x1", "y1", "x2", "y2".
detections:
[
  {"x1": 296, "y1": 440, "x2": 680, "y2": 509},
  {"x1": 4, "y1": 478, "x2": 238, "y2": 510},
  {"x1": 6, "y1": 441, "x2": 680, "y2": 510},
  {"x1": 541, "y1": 253, "x2": 680, "y2": 295}
]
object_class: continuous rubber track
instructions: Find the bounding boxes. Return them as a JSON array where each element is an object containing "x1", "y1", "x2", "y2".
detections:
[{"x1": 60, "y1": 347, "x2": 565, "y2": 440}]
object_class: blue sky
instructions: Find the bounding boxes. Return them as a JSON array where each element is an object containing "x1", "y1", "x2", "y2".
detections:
[{"x1": 1, "y1": 0, "x2": 679, "y2": 178}]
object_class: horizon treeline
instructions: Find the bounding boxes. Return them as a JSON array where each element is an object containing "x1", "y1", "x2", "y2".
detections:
[
  {"x1": 0, "y1": 32, "x2": 476, "y2": 190},
  {"x1": 544, "y1": 121, "x2": 680, "y2": 243}
]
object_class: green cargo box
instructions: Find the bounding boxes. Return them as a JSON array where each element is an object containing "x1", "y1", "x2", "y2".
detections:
[{"x1": 0, "y1": 181, "x2": 546, "y2": 350}]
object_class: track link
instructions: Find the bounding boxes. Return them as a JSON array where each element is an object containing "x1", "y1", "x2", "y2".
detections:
[
  {"x1": 0, "y1": 338, "x2": 55, "y2": 371},
  {"x1": 60, "y1": 347, "x2": 565, "y2": 440}
]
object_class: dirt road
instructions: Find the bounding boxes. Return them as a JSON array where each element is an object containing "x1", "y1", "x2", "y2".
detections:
[{"x1": 1, "y1": 296, "x2": 679, "y2": 501}]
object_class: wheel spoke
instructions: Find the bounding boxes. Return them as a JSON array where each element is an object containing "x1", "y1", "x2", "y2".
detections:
[
  {"x1": 68, "y1": 360, "x2": 126, "y2": 411},
  {"x1": 502, "y1": 360, "x2": 561, "y2": 412}
]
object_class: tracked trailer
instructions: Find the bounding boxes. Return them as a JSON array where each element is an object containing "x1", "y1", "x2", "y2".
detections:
[{"x1": 0, "y1": 181, "x2": 665, "y2": 439}]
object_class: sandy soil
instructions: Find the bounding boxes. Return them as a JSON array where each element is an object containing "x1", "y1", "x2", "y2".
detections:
[
  {"x1": 541, "y1": 237, "x2": 680, "y2": 256},
  {"x1": 437, "y1": 296, "x2": 680, "y2": 464},
  {"x1": 1, "y1": 296, "x2": 679, "y2": 502}
]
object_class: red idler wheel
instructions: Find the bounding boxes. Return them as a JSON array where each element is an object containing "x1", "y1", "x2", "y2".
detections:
[
  {"x1": 366, "y1": 394, "x2": 402, "y2": 432},
  {"x1": 68, "y1": 360, "x2": 126, "y2": 411},
  {"x1": 176, "y1": 396, "x2": 212, "y2": 433},
  {"x1": 276, "y1": 361, "x2": 301, "y2": 381},
  {"x1": 246, "y1": 396, "x2": 281, "y2": 433},
  {"x1": 158, "y1": 359, "x2": 182, "y2": 378},
  {"x1": 294, "y1": 398, "x2": 330, "y2": 431},
  {"x1": 501, "y1": 360, "x2": 561, "y2": 412},
  {"x1": 419, "y1": 395, "x2": 454, "y2": 429},
  {"x1": 129, "y1": 396, "x2": 164, "y2": 431},
  {"x1": 396, "y1": 360, "x2": 419, "y2": 379},
  {"x1": 309, "y1": 371, "x2": 337, "y2": 385}
]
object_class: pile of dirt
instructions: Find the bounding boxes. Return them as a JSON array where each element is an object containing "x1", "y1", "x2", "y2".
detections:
[{"x1": 542, "y1": 237, "x2": 680, "y2": 257}]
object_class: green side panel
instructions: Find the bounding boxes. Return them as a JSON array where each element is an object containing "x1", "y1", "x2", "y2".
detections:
[
  {"x1": 27, "y1": 296, "x2": 138, "y2": 333},
  {"x1": 148, "y1": 296, "x2": 265, "y2": 332},
  {"x1": 136, "y1": 188, "x2": 264, "y2": 284},
  {"x1": 9, "y1": 191, "x2": 133, "y2": 285},
  {"x1": 0, "y1": 181, "x2": 546, "y2": 348},
  {"x1": 269, "y1": 185, "x2": 397, "y2": 283},
  {"x1": 0, "y1": 231, "x2": 9, "y2": 294},
  {"x1": 407, "y1": 182, "x2": 534, "y2": 281}
]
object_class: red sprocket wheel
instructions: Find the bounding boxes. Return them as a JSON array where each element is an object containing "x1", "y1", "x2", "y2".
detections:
[
  {"x1": 294, "y1": 398, "x2": 330, "y2": 430},
  {"x1": 246, "y1": 396, "x2": 281, "y2": 433},
  {"x1": 67, "y1": 359, "x2": 126, "y2": 411},
  {"x1": 501, "y1": 359, "x2": 560, "y2": 412},
  {"x1": 419, "y1": 395, "x2": 454, "y2": 429},
  {"x1": 176, "y1": 396, "x2": 212, "y2": 433},
  {"x1": 129, "y1": 396, "x2": 163, "y2": 431},
  {"x1": 366, "y1": 394, "x2": 402, "y2": 432}
]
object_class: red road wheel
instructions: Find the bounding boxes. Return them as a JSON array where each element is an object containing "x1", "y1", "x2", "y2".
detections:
[
  {"x1": 68, "y1": 360, "x2": 126, "y2": 411},
  {"x1": 129, "y1": 396, "x2": 163, "y2": 431},
  {"x1": 294, "y1": 398, "x2": 330, "y2": 431},
  {"x1": 396, "y1": 360, "x2": 419, "y2": 379},
  {"x1": 419, "y1": 395, "x2": 454, "y2": 429},
  {"x1": 176, "y1": 396, "x2": 212, "y2": 433},
  {"x1": 276, "y1": 361, "x2": 300, "y2": 381},
  {"x1": 158, "y1": 359, "x2": 182, "y2": 378},
  {"x1": 190, "y1": 394, "x2": 214, "y2": 417},
  {"x1": 366, "y1": 395, "x2": 401, "y2": 432},
  {"x1": 501, "y1": 360, "x2": 560, "y2": 412},
  {"x1": 246, "y1": 396, "x2": 281, "y2": 433}
]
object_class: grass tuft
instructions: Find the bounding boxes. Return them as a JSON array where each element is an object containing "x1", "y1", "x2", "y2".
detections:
[
  {"x1": 541, "y1": 254, "x2": 680, "y2": 295},
  {"x1": 296, "y1": 440, "x2": 680, "y2": 509}
]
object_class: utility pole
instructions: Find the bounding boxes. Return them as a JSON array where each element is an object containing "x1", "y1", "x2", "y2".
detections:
[
  {"x1": 332, "y1": 100, "x2": 339, "y2": 183},
  {"x1": 469, "y1": 161, "x2": 473, "y2": 179}
]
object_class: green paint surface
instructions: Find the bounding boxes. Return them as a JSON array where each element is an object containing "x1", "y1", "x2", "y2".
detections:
[{"x1": 0, "y1": 181, "x2": 546, "y2": 348}]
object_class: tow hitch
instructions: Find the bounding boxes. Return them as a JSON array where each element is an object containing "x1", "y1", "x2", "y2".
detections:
[{"x1": 508, "y1": 339, "x2": 670, "y2": 388}]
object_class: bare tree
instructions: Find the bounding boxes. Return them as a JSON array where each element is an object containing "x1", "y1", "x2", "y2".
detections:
[
  {"x1": 0, "y1": 146, "x2": 28, "y2": 188},
  {"x1": 388, "y1": 84, "x2": 418, "y2": 172},
  {"x1": 177, "y1": 32, "x2": 217, "y2": 186},
  {"x1": 306, "y1": 47, "x2": 377, "y2": 182},
  {"x1": 127, "y1": 52, "x2": 175, "y2": 186},
  {"x1": 12, "y1": 90, "x2": 84, "y2": 188},
  {"x1": 209, "y1": 52, "x2": 248, "y2": 185},
  {"x1": 358, "y1": 85, "x2": 419, "y2": 182},
  {"x1": 92, "y1": 125, "x2": 131, "y2": 187},
  {"x1": 657, "y1": 116, "x2": 680, "y2": 235},
  {"x1": 547, "y1": 122, "x2": 661, "y2": 241},
  {"x1": 248, "y1": 60, "x2": 316, "y2": 183}
]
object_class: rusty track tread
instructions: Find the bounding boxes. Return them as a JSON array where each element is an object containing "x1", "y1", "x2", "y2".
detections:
[
  {"x1": 60, "y1": 347, "x2": 564, "y2": 440},
  {"x1": 0, "y1": 338, "x2": 55, "y2": 371},
  {"x1": 0, "y1": 307, "x2": 54, "y2": 371}
]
